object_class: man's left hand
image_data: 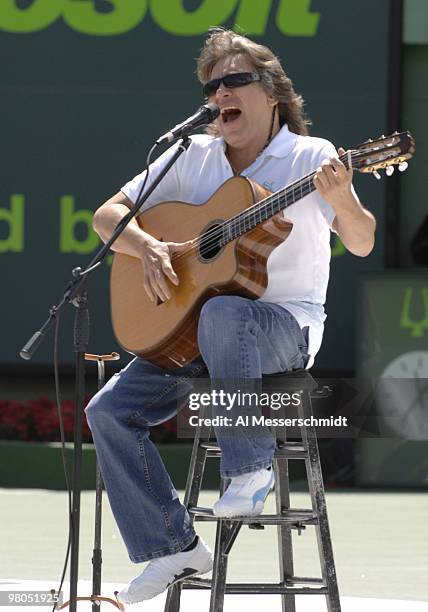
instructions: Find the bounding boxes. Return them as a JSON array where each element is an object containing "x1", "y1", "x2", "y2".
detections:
[
  {"x1": 313, "y1": 147, "x2": 353, "y2": 211},
  {"x1": 313, "y1": 147, "x2": 376, "y2": 257}
]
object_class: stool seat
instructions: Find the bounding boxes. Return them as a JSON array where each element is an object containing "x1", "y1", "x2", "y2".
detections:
[
  {"x1": 164, "y1": 373, "x2": 341, "y2": 612},
  {"x1": 263, "y1": 368, "x2": 318, "y2": 391}
]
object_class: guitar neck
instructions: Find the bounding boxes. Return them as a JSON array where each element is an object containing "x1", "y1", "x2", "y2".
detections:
[
  {"x1": 216, "y1": 126, "x2": 416, "y2": 246},
  {"x1": 219, "y1": 153, "x2": 350, "y2": 246},
  {"x1": 219, "y1": 169, "x2": 317, "y2": 245}
]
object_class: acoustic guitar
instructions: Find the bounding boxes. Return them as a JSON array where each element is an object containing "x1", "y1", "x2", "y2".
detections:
[{"x1": 111, "y1": 131, "x2": 415, "y2": 368}]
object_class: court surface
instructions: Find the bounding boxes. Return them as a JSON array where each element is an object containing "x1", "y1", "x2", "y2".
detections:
[{"x1": 1, "y1": 488, "x2": 427, "y2": 610}]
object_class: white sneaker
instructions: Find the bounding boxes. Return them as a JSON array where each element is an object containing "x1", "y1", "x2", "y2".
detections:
[
  {"x1": 213, "y1": 467, "x2": 274, "y2": 518},
  {"x1": 117, "y1": 536, "x2": 213, "y2": 604}
]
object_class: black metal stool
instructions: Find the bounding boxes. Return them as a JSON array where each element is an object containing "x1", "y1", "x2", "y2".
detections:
[{"x1": 164, "y1": 370, "x2": 341, "y2": 612}]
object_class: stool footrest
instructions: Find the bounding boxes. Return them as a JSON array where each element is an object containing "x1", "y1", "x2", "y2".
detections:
[
  {"x1": 182, "y1": 577, "x2": 327, "y2": 594},
  {"x1": 199, "y1": 441, "x2": 308, "y2": 459},
  {"x1": 199, "y1": 442, "x2": 219, "y2": 450},
  {"x1": 275, "y1": 446, "x2": 308, "y2": 459},
  {"x1": 189, "y1": 507, "x2": 318, "y2": 525}
]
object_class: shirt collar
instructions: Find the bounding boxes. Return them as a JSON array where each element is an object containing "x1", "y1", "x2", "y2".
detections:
[
  {"x1": 260, "y1": 123, "x2": 298, "y2": 159},
  {"x1": 210, "y1": 123, "x2": 298, "y2": 160}
]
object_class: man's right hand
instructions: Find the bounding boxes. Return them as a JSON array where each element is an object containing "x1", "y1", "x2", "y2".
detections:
[
  {"x1": 92, "y1": 191, "x2": 194, "y2": 304},
  {"x1": 140, "y1": 236, "x2": 193, "y2": 303}
]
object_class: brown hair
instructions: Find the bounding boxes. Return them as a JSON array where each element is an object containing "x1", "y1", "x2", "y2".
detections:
[{"x1": 197, "y1": 28, "x2": 311, "y2": 136}]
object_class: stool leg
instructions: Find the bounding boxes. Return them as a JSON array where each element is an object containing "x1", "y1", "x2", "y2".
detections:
[
  {"x1": 299, "y1": 391, "x2": 341, "y2": 612},
  {"x1": 164, "y1": 424, "x2": 208, "y2": 612},
  {"x1": 209, "y1": 478, "x2": 231, "y2": 612},
  {"x1": 274, "y1": 424, "x2": 296, "y2": 612}
]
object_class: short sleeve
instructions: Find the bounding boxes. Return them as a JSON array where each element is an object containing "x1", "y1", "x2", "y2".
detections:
[{"x1": 121, "y1": 142, "x2": 182, "y2": 211}]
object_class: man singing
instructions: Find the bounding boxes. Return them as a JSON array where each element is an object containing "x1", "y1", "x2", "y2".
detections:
[{"x1": 86, "y1": 28, "x2": 375, "y2": 604}]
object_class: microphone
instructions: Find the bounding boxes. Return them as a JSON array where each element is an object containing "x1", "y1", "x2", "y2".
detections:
[{"x1": 156, "y1": 102, "x2": 220, "y2": 145}]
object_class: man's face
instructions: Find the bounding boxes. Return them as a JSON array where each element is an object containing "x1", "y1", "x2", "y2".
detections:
[{"x1": 207, "y1": 54, "x2": 276, "y2": 150}]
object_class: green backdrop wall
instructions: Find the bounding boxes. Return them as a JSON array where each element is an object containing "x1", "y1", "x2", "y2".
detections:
[{"x1": 1, "y1": 0, "x2": 391, "y2": 370}]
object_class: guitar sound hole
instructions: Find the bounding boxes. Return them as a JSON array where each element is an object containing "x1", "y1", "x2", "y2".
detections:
[{"x1": 199, "y1": 223, "x2": 224, "y2": 261}]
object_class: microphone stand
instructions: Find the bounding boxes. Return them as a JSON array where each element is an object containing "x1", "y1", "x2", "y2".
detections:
[{"x1": 19, "y1": 135, "x2": 192, "y2": 612}]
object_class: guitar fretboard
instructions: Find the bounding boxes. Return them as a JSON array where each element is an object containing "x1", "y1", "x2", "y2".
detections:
[{"x1": 218, "y1": 153, "x2": 351, "y2": 246}]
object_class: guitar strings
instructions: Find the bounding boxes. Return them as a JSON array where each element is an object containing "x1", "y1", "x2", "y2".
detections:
[
  {"x1": 172, "y1": 177, "x2": 314, "y2": 270},
  {"x1": 169, "y1": 150, "x2": 362, "y2": 269},
  {"x1": 169, "y1": 144, "x2": 402, "y2": 270},
  {"x1": 170, "y1": 151, "x2": 359, "y2": 269},
  {"x1": 173, "y1": 156, "x2": 356, "y2": 255},
  {"x1": 171, "y1": 150, "x2": 364, "y2": 268}
]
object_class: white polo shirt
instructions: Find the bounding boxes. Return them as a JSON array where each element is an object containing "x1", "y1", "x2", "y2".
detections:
[{"x1": 122, "y1": 124, "x2": 339, "y2": 368}]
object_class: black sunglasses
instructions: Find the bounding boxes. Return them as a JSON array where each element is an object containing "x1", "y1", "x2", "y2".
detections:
[{"x1": 203, "y1": 72, "x2": 261, "y2": 97}]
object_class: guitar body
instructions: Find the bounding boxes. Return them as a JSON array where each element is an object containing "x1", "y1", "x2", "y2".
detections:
[
  {"x1": 111, "y1": 176, "x2": 293, "y2": 368},
  {"x1": 110, "y1": 129, "x2": 415, "y2": 367}
]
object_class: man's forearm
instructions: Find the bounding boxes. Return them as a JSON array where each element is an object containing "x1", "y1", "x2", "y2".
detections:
[
  {"x1": 93, "y1": 203, "x2": 152, "y2": 259},
  {"x1": 333, "y1": 193, "x2": 376, "y2": 257}
]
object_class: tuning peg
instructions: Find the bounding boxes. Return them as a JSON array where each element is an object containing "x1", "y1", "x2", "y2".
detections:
[
  {"x1": 398, "y1": 161, "x2": 408, "y2": 172},
  {"x1": 373, "y1": 170, "x2": 382, "y2": 180},
  {"x1": 386, "y1": 166, "x2": 395, "y2": 176}
]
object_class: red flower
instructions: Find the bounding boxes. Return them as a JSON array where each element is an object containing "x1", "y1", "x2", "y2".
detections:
[
  {"x1": 0, "y1": 397, "x2": 93, "y2": 442},
  {"x1": 0, "y1": 396, "x2": 176, "y2": 443}
]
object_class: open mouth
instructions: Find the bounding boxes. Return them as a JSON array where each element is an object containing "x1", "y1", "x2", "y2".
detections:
[{"x1": 220, "y1": 106, "x2": 242, "y2": 124}]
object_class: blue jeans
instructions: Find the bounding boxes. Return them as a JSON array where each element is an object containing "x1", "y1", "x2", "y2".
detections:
[{"x1": 85, "y1": 296, "x2": 309, "y2": 562}]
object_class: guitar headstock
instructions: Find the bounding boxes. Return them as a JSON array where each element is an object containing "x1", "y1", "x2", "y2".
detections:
[{"x1": 342, "y1": 131, "x2": 415, "y2": 179}]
